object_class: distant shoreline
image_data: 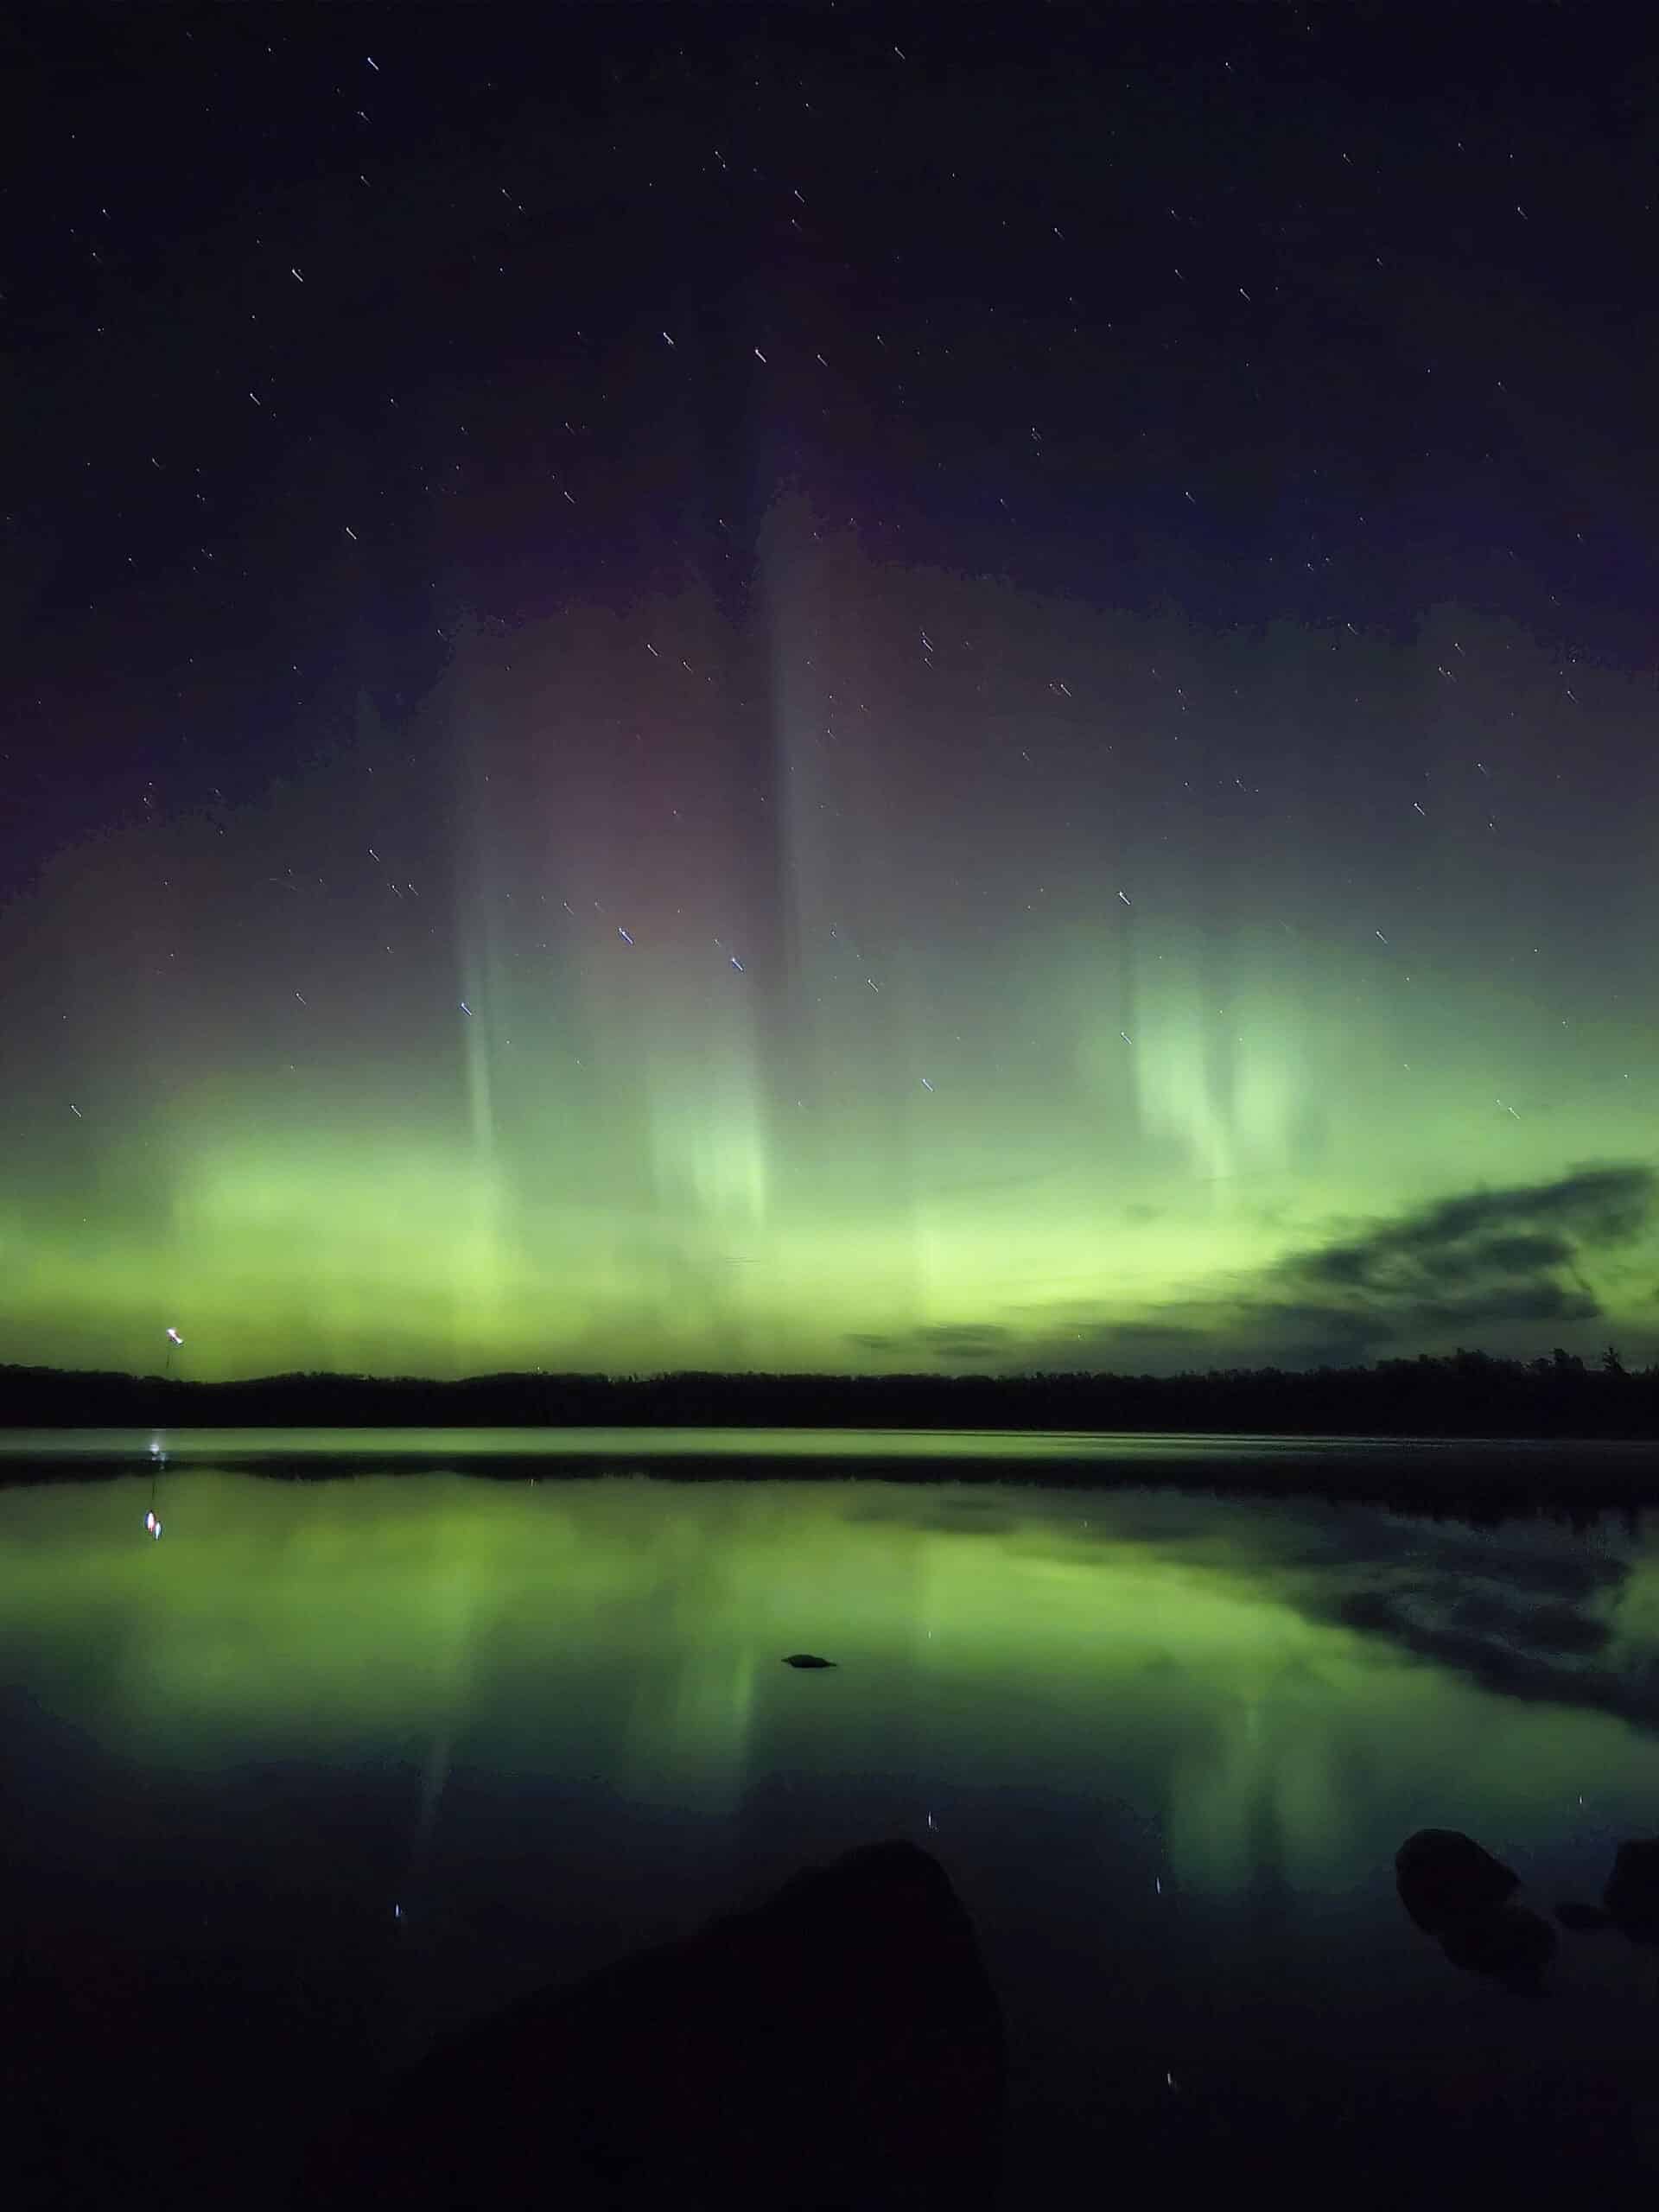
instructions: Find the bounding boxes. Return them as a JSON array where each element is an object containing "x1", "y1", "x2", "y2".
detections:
[
  {"x1": 3, "y1": 1418, "x2": 1656, "y2": 1518},
  {"x1": 3, "y1": 1350, "x2": 1658, "y2": 1443}
]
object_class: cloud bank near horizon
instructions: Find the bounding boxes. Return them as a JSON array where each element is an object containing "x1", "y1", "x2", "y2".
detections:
[{"x1": 849, "y1": 1163, "x2": 1656, "y2": 1374}]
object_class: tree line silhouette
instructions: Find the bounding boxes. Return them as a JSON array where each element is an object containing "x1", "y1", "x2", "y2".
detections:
[{"x1": 3, "y1": 1344, "x2": 1657, "y2": 1437}]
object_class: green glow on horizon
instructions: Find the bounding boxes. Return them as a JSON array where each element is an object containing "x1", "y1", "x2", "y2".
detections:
[{"x1": 3, "y1": 545, "x2": 1656, "y2": 1380}]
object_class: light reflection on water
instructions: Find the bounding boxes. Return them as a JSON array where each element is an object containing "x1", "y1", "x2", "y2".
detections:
[
  {"x1": 10, "y1": 1421, "x2": 1653, "y2": 1465},
  {"x1": 3, "y1": 1439, "x2": 1658, "y2": 2196}
]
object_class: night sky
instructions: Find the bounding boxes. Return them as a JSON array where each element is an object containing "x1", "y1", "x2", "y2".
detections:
[{"x1": 4, "y1": 3, "x2": 1657, "y2": 1382}]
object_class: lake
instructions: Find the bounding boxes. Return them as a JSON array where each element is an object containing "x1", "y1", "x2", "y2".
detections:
[{"x1": 3, "y1": 1429, "x2": 1658, "y2": 2205}]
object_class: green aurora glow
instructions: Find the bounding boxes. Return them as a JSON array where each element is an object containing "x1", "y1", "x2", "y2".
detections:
[
  {"x1": 5, "y1": 1471, "x2": 1658, "y2": 1897},
  {"x1": 4, "y1": 537, "x2": 1656, "y2": 1380}
]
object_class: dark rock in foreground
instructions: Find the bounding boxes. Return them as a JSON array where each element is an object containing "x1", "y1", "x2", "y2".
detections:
[
  {"x1": 1395, "y1": 1828, "x2": 1554, "y2": 1990},
  {"x1": 1395, "y1": 1828, "x2": 1519, "y2": 1929},
  {"x1": 1436, "y1": 1902, "x2": 1557, "y2": 1980},
  {"x1": 307, "y1": 1839, "x2": 1004, "y2": 2210}
]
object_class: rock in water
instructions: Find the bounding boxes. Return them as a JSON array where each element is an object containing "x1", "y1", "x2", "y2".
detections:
[
  {"x1": 1560, "y1": 1837, "x2": 1659, "y2": 1943},
  {"x1": 307, "y1": 1840, "x2": 1005, "y2": 2210},
  {"x1": 1395, "y1": 1829, "x2": 1551, "y2": 1989},
  {"x1": 782, "y1": 1652, "x2": 836, "y2": 1668},
  {"x1": 1605, "y1": 1838, "x2": 1659, "y2": 1942},
  {"x1": 1395, "y1": 1828, "x2": 1520, "y2": 1931}
]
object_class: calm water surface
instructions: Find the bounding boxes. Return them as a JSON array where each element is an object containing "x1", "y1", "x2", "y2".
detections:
[{"x1": 3, "y1": 1430, "x2": 1658, "y2": 2202}]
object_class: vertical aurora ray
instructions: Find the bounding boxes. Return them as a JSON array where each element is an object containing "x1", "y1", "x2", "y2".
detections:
[
  {"x1": 3, "y1": 542, "x2": 1657, "y2": 1377},
  {"x1": 763, "y1": 507, "x2": 931, "y2": 1344}
]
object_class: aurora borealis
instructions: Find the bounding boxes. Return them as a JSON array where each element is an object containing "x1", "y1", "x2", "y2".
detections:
[{"x1": 4, "y1": 7, "x2": 1657, "y2": 1382}]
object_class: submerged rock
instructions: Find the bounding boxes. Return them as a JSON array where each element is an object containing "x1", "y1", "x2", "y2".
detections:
[
  {"x1": 308, "y1": 1839, "x2": 1004, "y2": 2209},
  {"x1": 781, "y1": 1652, "x2": 837, "y2": 1668},
  {"x1": 1395, "y1": 1828, "x2": 1520, "y2": 1930},
  {"x1": 1395, "y1": 1829, "x2": 1552, "y2": 1990},
  {"x1": 1438, "y1": 1904, "x2": 1557, "y2": 1981}
]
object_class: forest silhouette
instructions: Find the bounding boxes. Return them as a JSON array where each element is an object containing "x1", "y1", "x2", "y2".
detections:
[{"x1": 3, "y1": 1344, "x2": 1656, "y2": 1443}]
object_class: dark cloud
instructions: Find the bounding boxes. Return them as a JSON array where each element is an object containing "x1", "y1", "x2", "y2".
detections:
[
  {"x1": 1415, "y1": 1283, "x2": 1600, "y2": 1327},
  {"x1": 1053, "y1": 1165, "x2": 1649, "y2": 1370},
  {"x1": 1324, "y1": 1578, "x2": 1655, "y2": 1721},
  {"x1": 837, "y1": 1491, "x2": 1020, "y2": 1537},
  {"x1": 1289, "y1": 1168, "x2": 1652, "y2": 1304},
  {"x1": 832, "y1": 1483, "x2": 1659, "y2": 1732},
  {"x1": 1204, "y1": 1300, "x2": 1381, "y2": 1368},
  {"x1": 849, "y1": 1166, "x2": 1656, "y2": 1375},
  {"x1": 917, "y1": 1325, "x2": 1014, "y2": 1356},
  {"x1": 1245, "y1": 1163, "x2": 1655, "y2": 1356},
  {"x1": 1117, "y1": 1495, "x2": 1652, "y2": 1727},
  {"x1": 1165, "y1": 1498, "x2": 1657, "y2": 1727},
  {"x1": 842, "y1": 1324, "x2": 1013, "y2": 1363}
]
